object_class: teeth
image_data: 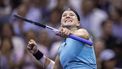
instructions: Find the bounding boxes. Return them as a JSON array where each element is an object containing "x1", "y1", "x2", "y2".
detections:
[{"x1": 64, "y1": 19, "x2": 73, "y2": 23}]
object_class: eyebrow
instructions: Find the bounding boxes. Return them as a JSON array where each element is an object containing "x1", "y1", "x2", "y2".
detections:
[
  {"x1": 63, "y1": 12, "x2": 75, "y2": 15},
  {"x1": 69, "y1": 13, "x2": 74, "y2": 15}
]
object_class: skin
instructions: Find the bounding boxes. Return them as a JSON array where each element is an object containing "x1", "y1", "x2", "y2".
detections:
[
  {"x1": 54, "y1": 9, "x2": 89, "y2": 69},
  {"x1": 59, "y1": 9, "x2": 89, "y2": 39},
  {"x1": 27, "y1": 9, "x2": 89, "y2": 69}
]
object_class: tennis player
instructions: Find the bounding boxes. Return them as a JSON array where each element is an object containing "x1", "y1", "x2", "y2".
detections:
[{"x1": 27, "y1": 8, "x2": 97, "y2": 69}]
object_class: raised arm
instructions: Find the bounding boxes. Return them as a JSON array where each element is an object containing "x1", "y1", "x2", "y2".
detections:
[
  {"x1": 27, "y1": 39, "x2": 55, "y2": 69},
  {"x1": 53, "y1": 55, "x2": 62, "y2": 69}
]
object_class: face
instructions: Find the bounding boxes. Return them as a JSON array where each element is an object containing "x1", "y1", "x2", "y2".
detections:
[
  {"x1": 26, "y1": 30, "x2": 36, "y2": 41},
  {"x1": 61, "y1": 10, "x2": 80, "y2": 27},
  {"x1": 95, "y1": 41, "x2": 105, "y2": 56},
  {"x1": 102, "y1": 20, "x2": 112, "y2": 35},
  {"x1": 1, "y1": 39, "x2": 12, "y2": 53},
  {"x1": 2, "y1": 24, "x2": 13, "y2": 38},
  {"x1": 81, "y1": 0, "x2": 94, "y2": 14},
  {"x1": 50, "y1": 10, "x2": 61, "y2": 24}
]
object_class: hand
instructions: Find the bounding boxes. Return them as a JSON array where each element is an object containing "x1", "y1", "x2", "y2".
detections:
[
  {"x1": 58, "y1": 27, "x2": 71, "y2": 38},
  {"x1": 27, "y1": 39, "x2": 38, "y2": 54},
  {"x1": 73, "y1": 29, "x2": 89, "y2": 39}
]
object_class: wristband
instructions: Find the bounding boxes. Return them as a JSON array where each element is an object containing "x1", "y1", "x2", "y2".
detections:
[{"x1": 33, "y1": 50, "x2": 43, "y2": 60}]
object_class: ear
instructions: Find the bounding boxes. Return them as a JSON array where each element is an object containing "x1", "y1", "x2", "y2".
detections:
[{"x1": 76, "y1": 21, "x2": 80, "y2": 26}]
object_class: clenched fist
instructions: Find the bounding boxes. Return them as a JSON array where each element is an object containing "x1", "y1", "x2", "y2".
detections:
[
  {"x1": 58, "y1": 27, "x2": 72, "y2": 38},
  {"x1": 27, "y1": 39, "x2": 38, "y2": 54}
]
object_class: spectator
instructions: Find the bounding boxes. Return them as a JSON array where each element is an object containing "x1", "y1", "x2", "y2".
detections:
[
  {"x1": 46, "y1": 8, "x2": 63, "y2": 42},
  {"x1": 95, "y1": 0, "x2": 111, "y2": 12},
  {"x1": 79, "y1": 0, "x2": 108, "y2": 38},
  {"x1": 114, "y1": 42, "x2": 122, "y2": 68},
  {"x1": 0, "y1": 38, "x2": 16, "y2": 69},
  {"x1": 0, "y1": 0, "x2": 12, "y2": 23},
  {"x1": 109, "y1": 7, "x2": 122, "y2": 40},
  {"x1": 37, "y1": 30, "x2": 51, "y2": 57},
  {"x1": 100, "y1": 49, "x2": 117, "y2": 69},
  {"x1": 24, "y1": 29, "x2": 37, "y2": 42},
  {"x1": 0, "y1": 0, "x2": 12, "y2": 16},
  {"x1": 11, "y1": 0, "x2": 31, "y2": 36},
  {"x1": 0, "y1": 23, "x2": 25, "y2": 68},
  {"x1": 94, "y1": 39, "x2": 105, "y2": 69},
  {"x1": 11, "y1": 0, "x2": 49, "y2": 35},
  {"x1": 100, "y1": 19, "x2": 117, "y2": 49}
]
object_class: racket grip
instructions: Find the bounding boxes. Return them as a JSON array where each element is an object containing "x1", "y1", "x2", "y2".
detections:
[{"x1": 68, "y1": 34, "x2": 93, "y2": 46}]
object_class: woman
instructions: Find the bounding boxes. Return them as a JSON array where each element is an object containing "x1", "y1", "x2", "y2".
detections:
[{"x1": 27, "y1": 8, "x2": 96, "y2": 69}]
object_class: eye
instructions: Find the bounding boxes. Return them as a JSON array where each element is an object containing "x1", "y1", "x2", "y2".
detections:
[
  {"x1": 70, "y1": 13, "x2": 74, "y2": 16},
  {"x1": 62, "y1": 14, "x2": 67, "y2": 17}
]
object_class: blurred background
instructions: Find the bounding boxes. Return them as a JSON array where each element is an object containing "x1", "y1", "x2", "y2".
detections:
[{"x1": 0, "y1": 0, "x2": 122, "y2": 69}]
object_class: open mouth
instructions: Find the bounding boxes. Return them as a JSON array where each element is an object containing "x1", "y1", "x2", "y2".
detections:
[{"x1": 65, "y1": 19, "x2": 73, "y2": 23}]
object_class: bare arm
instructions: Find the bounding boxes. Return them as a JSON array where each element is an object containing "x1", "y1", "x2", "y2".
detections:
[
  {"x1": 53, "y1": 55, "x2": 62, "y2": 69},
  {"x1": 35, "y1": 54, "x2": 62, "y2": 69},
  {"x1": 27, "y1": 39, "x2": 56, "y2": 69},
  {"x1": 59, "y1": 27, "x2": 90, "y2": 39},
  {"x1": 34, "y1": 53, "x2": 62, "y2": 69}
]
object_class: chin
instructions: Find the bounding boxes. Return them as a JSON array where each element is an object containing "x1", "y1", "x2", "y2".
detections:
[{"x1": 62, "y1": 22, "x2": 73, "y2": 26}]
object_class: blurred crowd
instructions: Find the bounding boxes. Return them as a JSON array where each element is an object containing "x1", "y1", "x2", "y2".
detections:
[{"x1": 0, "y1": 0, "x2": 122, "y2": 69}]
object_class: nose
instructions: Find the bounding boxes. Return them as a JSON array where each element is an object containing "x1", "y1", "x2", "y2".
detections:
[
  {"x1": 66, "y1": 16, "x2": 70, "y2": 19},
  {"x1": 67, "y1": 14, "x2": 71, "y2": 17}
]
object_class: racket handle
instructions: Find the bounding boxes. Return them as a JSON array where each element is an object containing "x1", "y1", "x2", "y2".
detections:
[{"x1": 68, "y1": 34, "x2": 93, "y2": 46}]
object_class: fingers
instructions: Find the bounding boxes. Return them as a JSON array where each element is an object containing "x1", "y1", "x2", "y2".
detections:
[
  {"x1": 28, "y1": 39, "x2": 36, "y2": 45},
  {"x1": 27, "y1": 39, "x2": 38, "y2": 54},
  {"x1": 27, "y1": 39, "x2": 35, "y2": 50},
  {"x1": 59, "y1": 27, "x2": 71, "y2": 37}
]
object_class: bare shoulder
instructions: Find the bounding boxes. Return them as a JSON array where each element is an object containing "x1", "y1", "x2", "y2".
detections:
[
  {"x1": 77, "y1": 28, "x2": 89, "y2": 33},
  {"x1": 73, "y1": 28, "x2": 90, "y2": 39}
]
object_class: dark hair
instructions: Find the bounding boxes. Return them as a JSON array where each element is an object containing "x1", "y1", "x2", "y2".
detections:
[
  {"x1": 100, "y1": 19, "x2": 112, "y2": 28},
  {"x1": 114, "y1": 7, "x2": 122, "y2": 17},
  {"x1": 50, "y1": 7, "x2": 63, "y2": 22},
  {"x1": 0, "y1": 23, "x2": 15, "y2": 38},
  {"x1": 72, "y1": 9, "x2": 80, "y2": 21},
  {"x1": 0, "y1": 38, "x2": 14, "y2": 51},
  {"x1": 51, "y1": 7, "x2": 63, "y2": 15}
]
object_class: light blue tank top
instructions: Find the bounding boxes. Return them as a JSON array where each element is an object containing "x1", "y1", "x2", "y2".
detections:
[{"x1": 58, "y1": 38, "x2": 96, "y2": 69}]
